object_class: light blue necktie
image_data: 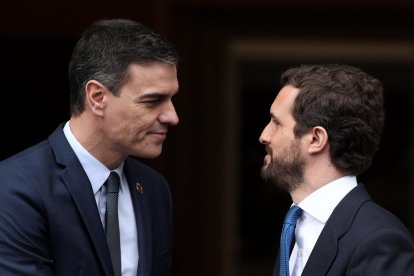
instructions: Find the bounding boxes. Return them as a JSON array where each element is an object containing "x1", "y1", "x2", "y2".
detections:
[{"x1": 279, "y1": 205, "x2": 303, "y2": 276}]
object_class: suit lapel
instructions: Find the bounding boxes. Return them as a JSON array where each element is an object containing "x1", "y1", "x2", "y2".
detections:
[
  {"x1": 302, "y1": 185, "x2": 371, "y2": 275},
  {"x1": 301, "y1": 220, "x2": 339, "y2": 275},
  {"x1": 49, "y1": 126, "x2": 113, "y2": 276},
  {"x1": 124, "y1": 159, "x2": 152, "y2": 275}
]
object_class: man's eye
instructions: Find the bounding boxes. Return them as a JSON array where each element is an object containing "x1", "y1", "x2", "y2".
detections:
[{"x1": 143, "y1": 98, "x2": 162, "y2": 105}]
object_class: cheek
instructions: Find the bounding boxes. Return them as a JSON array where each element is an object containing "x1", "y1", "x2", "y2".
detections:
[
  {"x1": 127, "y1": 116, "x2": 157, "y2": 138},
  {"x1": 269, "y1": 134, "x2": 283, "y2": 149},
  {"x1": 269, "y1": 132, "x2": 293, "y2": 154},
  {"x1": 126, "y1": 120, "x2": 147, "y2": 137}
]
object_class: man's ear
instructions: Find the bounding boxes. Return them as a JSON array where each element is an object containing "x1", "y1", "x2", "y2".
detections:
[
  {"x1": 308, "y1": 126, "x2": 329, "y2": 154},
  {"x1": 85, "y1": 80, "x2": 106, "y2": 116}
]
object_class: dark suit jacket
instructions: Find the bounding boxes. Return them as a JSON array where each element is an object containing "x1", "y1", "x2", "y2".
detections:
[
  {"x1": 273, "y1": 185, "x2": 414, "y2": 275},
  {"x1": 0, "y1": 125, "x2": 173, "y2": 276}
]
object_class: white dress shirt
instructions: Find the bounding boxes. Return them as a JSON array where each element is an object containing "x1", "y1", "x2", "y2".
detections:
[
  {"x1": 289, "y1": 176, "x2": 358, "y2": 276},
  {"x1": 63, "y1": 122, "x2": 138, "y2": 276}
]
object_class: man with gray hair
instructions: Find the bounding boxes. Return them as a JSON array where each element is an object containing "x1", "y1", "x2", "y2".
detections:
[{"x1": 0, "y1": 19, "x2": 179, "y2": 276}]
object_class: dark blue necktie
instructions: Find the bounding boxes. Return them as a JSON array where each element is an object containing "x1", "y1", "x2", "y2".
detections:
[
  {"x1": 279, "y1": 205, "x2": 302, "y2": 276},
  {"x1": 106, "y1": 172, "x2": 121, "y2": 276}
]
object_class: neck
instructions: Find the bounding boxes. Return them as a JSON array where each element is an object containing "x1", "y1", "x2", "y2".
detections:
[
  {"x1": 69, "y1": 115, "x2": 125, "y2": 170},
  {"x1": 290, "y1": 162, "x2": 345, "y2": 204}
]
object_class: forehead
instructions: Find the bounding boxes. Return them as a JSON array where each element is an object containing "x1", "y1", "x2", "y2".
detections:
[
  {"x1": 271, "y1": 85, "x2": 300, "y2": 115},
  {"x1": 123, "y1": 62, "x2": 179, "y2": 94}
]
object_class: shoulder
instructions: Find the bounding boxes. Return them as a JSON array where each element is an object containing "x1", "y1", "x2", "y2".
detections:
[
  {"x1": 337, "y1": 187, "x2": 414, "y2": 250},
  {"x1": 0, "y1": 124, "x2": 66, "y2": 174},
  {"x1": 0, "y1": 140, "x2": 52, "y2": 180},
  {"x1": 329, "y1": 184, "x2": 414, "y2": 250},
  {"x1": 354, "y1": 200, "x2": 413, "y2": 237},
  {"x1": 348, "y1": 203, "x2": 414, "y2": 274},
  {"x1": 330, "y1": 189, "x2": 414, "y2": 273},
  {"x1": 335, "y1": 184, "x2": 410, "y2": 232}
]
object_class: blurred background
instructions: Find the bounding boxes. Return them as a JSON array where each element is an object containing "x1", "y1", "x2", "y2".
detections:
[{"x1": 1, "y1": 0, "x2": 414, "y2": 275}]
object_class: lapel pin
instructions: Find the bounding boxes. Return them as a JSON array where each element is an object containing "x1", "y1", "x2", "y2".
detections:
[{"x1": 136, "y1": 182, "x2": 143, "y2": 194}]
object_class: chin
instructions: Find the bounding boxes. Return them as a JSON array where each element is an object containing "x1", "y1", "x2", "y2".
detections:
[{"x1": 135, "y1": 148, "x2": 163, "y2": 159}]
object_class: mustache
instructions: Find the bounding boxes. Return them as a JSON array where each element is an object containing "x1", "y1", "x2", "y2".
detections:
[
  {"x1": 265, "y1": 146, "x2": 272, "y2": 155},
  {"x1": 149, "y1": 126, "x2": 168, "y2": 133}
]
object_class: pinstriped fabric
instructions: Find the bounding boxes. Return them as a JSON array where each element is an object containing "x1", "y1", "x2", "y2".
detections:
[
  {"x1": 280, "y1": 205, "x2": 302, "y2": 276},
  {"x1": 106, "y1": 172, "x2": 121, "y2": 276}
]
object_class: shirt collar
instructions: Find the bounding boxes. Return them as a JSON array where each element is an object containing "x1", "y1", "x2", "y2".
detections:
[
  {"x1": 297, "y1": 175, "x2": 357, "y2": 223},
  {"x1": 63, "y1": 121, "x2": 124, "y2": 194}
]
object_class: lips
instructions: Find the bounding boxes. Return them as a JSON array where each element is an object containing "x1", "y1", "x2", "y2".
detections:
[
  {"x1": 263, "y1": 154, "x2": 271, "y2": 165},
  {"x1": 148, "y1": 131, "x2": 167, "y2": 142},
  {"x1": 151, "y1": 132, "x2": 166, "y2": 137},
  {"x1": 152, "y1": 131, "x2": 167, "y2": 135},
  {"x1": 263, "y1": 147, "x2": 272, "y2": 166}
]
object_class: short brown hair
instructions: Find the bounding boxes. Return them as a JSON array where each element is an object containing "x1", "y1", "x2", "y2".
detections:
[{"x1": 281, "y1": 64, "x2": 384, "y2": 175}]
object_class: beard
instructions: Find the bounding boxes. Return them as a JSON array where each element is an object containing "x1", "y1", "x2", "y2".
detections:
[{"x1": 261, "y1": 140, "x2": 305, "y2": 192}]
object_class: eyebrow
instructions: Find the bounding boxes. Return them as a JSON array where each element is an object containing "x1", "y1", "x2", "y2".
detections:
[
  {"x1": 139, "y1": 91, "x2": 177, "y2": 100},
  {"x1": 270, "y1": 112, "x2": 281, "y2": 124},
  {"x1": 140, "y1": 92, "x2": 167, "y2": 98}
]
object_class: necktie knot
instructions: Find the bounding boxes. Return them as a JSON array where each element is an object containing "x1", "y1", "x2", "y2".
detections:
[
  {"x1": 107, "y1": 172, "x2": 120, "y2": 194},
  {"x1": 283, "y1": 205, "x2": 302, "y2": 226}
]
